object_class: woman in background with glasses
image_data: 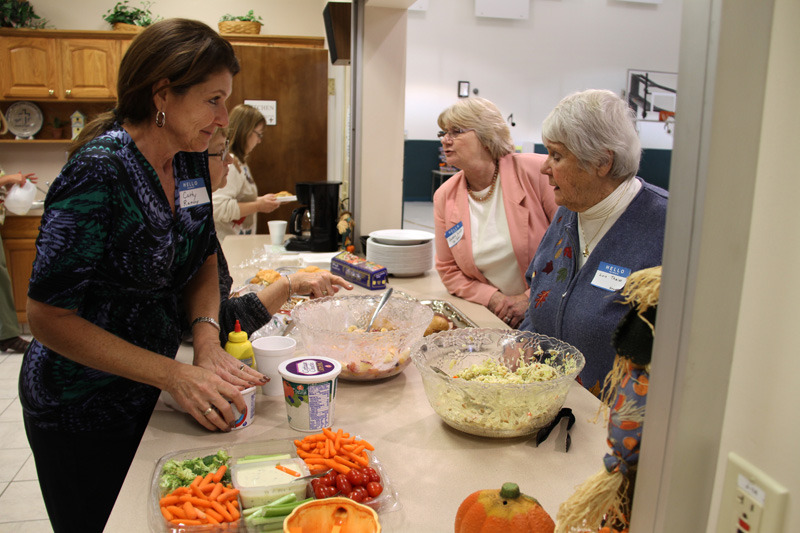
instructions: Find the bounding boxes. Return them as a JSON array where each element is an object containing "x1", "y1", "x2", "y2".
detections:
[
  {"x1": 212, "y1": 104, "x2": 280, "y2": 241},
  {"x1": 434, "y1": 97, "x2": 557, "y2": 327},
  {"x1": 207, "y1": 128, "x2": 352, "y2": 342}
]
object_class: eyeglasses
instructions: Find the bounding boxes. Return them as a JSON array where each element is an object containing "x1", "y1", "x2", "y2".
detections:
[
  {"x1": 208, "y1": 139, "x2": 230, "y2": 160},
  {"x1": 437, "y1": 128, "x2": 474, "y2": 140}
]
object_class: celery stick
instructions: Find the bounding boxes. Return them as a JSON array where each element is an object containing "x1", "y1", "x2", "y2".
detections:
[
  {"x1": 245, "y1": 515, "x2": 286, "y2": 527},
  {"x1": 266, "y1": 493, "x2": 297, "y2": 507},
  {"x1": 237, "y1": 453, "x2": 292, "y2": 464}
]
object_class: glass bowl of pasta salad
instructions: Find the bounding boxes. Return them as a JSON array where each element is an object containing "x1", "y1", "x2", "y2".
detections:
[
  {"x1": 410, "y1": 329, "x2": 585, "y2": 438},
  {"x1": 292, "y1": 295, "x2": 433, "y2": 381}
]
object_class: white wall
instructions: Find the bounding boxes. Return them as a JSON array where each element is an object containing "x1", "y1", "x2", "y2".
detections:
[{"x1": 404, "y1": 0, "x2": 682, "y2": 148}]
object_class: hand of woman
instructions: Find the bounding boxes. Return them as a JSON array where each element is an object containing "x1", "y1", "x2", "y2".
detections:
[
  {"x1": 290, "y1": 270, "x2": 353, "y2": 299},
  {"x1": 0, "y1": 171, "x2": 37, "y2": 188},
  {"x1": 164, "y1": 362, "x2": 246, "y2": 431},
  {"x1": 490, "y1": 292, "x2": 529, "y2": 328},
  {"x1": 256, "y1": 193, "x2": 280, "y2": 213},
  {"x1": 192, "y1": 336, "x2": 268, "y2": 389}
]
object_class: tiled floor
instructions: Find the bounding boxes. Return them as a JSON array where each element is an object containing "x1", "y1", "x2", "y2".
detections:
[
  {"x1": 0, "y1": 336, "x2": 53, "y2": 533},
  {"x1": 0, "y1": 202, "x2": 433, "y2": 531}
]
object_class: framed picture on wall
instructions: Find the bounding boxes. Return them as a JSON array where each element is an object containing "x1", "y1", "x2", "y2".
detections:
[
  {"x1": 458, "y1": 81, "x2": 470, "y2": 98},
  {"x1": 626, "y1": 69, "x2": 677, "y2": 121}
]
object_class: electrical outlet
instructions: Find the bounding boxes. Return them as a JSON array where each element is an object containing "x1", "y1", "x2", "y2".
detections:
[{"x1": 717, "y1": 452, "x2": 789, "y2": 533}]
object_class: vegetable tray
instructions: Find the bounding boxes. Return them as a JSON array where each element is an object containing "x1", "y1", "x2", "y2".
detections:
[{"x1": 148, "y1": 437, "x2": 401, "y2": 532}]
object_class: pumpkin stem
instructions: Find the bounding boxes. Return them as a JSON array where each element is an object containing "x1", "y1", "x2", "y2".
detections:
[{"x1": 500, "y1": 482, "x2": 521, "y2": 500}]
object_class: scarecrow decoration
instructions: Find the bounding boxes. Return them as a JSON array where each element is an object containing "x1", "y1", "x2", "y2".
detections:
[{"x1": 555, "y1": 266, "x2": 661, "y2": 533}]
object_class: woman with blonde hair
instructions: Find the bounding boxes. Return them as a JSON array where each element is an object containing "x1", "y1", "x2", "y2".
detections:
[
  {"x1": 434, "y1": 97, "x2": 557, "y2": 327},
  {"x1": 213, "y1": 104, "x2": 280, "y2": 240}
]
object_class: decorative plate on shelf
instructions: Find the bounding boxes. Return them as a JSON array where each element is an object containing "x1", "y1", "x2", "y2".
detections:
[{"x1": 4, "y1": 101, "x2": 44, "y2": 139}]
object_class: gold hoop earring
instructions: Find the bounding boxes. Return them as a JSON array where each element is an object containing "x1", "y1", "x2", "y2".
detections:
[{"x1": 155, "y1": 111, "x2": 165, "y2": 128}]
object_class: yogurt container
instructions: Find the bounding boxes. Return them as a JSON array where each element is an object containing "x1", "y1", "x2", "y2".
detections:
[
  {"x1": 278, "y1": 356, "x2": 342, "y2": 432},
  {"x1": 231, "y1": 386, "x2": 257, "y2": 430}
]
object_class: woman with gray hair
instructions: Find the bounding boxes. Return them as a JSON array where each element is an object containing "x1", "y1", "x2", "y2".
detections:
[
  {"x1": 519, "y1": 89, "x2": 668, "y2": 395},
  {"x1": 434, "y1": 97, "x2": 557, "y2": 327}
]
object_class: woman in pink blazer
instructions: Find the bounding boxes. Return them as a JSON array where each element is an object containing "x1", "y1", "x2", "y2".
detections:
[{"x1": 434, "y1": 98, "x2": 557, "y2": 327}]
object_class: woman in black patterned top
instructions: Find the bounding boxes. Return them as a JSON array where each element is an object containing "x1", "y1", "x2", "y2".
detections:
[{"x1": 19, "y1": 19, "x2": 264, "y2": 533}]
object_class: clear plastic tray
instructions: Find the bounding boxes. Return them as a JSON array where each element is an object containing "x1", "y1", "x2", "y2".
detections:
[{"x1": 148, "y1": 437, "x2": 401, "y2": 532}]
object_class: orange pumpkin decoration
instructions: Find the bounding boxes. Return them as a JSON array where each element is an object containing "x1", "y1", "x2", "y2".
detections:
[{"x1": 454, "y1": 482, "x2": 555, "y2": 533}]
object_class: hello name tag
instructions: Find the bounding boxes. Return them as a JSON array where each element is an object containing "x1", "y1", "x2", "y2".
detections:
[
  {"x1": 445, "y1": 221, "x2": 464, "y2": 248},
  {"x1": 178, "y1": 179, "x2": 210, "y2": 208},
  {"x1": 591, "y1": 262, "x2": 631, "y2": 292}
]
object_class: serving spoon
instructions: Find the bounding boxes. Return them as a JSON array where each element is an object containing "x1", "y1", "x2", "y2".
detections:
[{"x1": 365, "y1": 287, "x2": 393, "y2": 332}]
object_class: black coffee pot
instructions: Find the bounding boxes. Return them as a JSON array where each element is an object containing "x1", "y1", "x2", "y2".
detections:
[{"x1": 286, "y1": 181, "x2": 341, "y2": 252}]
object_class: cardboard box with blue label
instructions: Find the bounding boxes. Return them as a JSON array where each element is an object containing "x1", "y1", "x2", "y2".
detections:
[{"x1": 330, "y1": 252, "x2": 388, "y2": 290}]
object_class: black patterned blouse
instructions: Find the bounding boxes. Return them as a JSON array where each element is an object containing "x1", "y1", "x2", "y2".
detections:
[{"x1": 19, "y1": 124, "x2": 217, "y2": 432}]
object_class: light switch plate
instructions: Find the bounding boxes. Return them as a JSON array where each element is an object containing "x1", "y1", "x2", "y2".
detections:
[{"x1": 716, "y1": 452, "x2": 788, "y2": 533}]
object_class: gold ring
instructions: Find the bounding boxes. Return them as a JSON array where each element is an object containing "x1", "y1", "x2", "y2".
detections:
[
  {"x1": 322, "y1": 290, "x2": 328, "y2": 296},
  {"x1": 203, "y1": 407, "x2": 214, "y2": 416},
  {"x1": 504, "y1": 316, "x2": 511, "y2": 323},
  {"x1": 239, "y1": 364, "x2": 246, "y2": 371}
]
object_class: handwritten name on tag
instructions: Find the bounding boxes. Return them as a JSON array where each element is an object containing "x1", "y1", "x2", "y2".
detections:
[
  {"x1": 178, "y1": 179, "x2": 210, "y2": 208},
  {"x1": 445, "y1": 221, "x2": 464, "y2": 248},
  {"x1": 590, "y1": 261, "x2": 631, "y2": 292}
]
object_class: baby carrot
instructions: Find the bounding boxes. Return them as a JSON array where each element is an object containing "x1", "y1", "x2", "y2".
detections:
[
  {"x1": 173, "y1": 486, "x2": 191, "y2": 495},
  {"x1": 159, "y1": 494, "x2": 180, "y2": 507},
  {"x1": 191, "y1": 483, "x2": 206, "y2": 499},
  {"x1": 322, "y1": 427, "x2": 337, "y2": 441},
  {"x1": 217, "y1": 488, "x2": 240, "y2": 502},
  {"x1": 334, "y1": 428, "x2": 344, "y2": 450},
  {"x1": 198, "y1": 471, "x2": 215, "y2": 488},
  {"x1": 183, "y1": 500, "x2": 197, "y2": 520},
  {"x1": 166, "y1": 505, "x2": 186, "y2": 519},
  {"x1": 205, "y1": 508, "x2": 224, "y2": 522},
  {"x1": 212, "y1": 464, "x2": 227, "y2": 483},
  {"x1": 276, "y1": 464, "x2": 301, "y2": 477},
  {"x1": 333, "y1": 455, "x2": 359, "y2": 469},
  {"x1": 323, "y1": 458, "x2": 350, "y2": 474},
  {"x1": 160, "y1": 506, "x2": 174, "y2": 521},
  {"x1": 212, "y1": 501, "x2": 233, "y2": 522},
  {"x1": 226, "y1": 499, "x2": 240, "y2": 520},
  {"x1": 189, "y1": 474, "x2": 203, "y2": 487},
  {"x1": 209, "y1": 482, "x2": 224, "y2": 501},
  {"x1": 357, "y1": 438, "x2": 375, "y2": 451},
  {"x1": 342, "y1": 448, "x2": 369, "y2": 467}
]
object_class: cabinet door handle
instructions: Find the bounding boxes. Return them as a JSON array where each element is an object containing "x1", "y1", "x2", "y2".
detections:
[
  {"x1": 48, "y1": 89, "x2": 54, "y2": 96},
  {"x1": 65, "y1": 89, "x2": 72, "y2": 97}
]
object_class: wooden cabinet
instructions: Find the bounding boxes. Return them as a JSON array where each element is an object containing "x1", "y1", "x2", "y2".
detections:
[
  {"x1": 1, "y1": 216, "x2": 40, "y2": 324},
  {"x1": 0, "y1": 30, "x2": 126, "y2": 101}
]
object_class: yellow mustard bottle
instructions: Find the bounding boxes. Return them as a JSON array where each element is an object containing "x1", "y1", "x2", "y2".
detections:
[{"x1": 224, "y1": 319, "x2": 256, "y2": 370}]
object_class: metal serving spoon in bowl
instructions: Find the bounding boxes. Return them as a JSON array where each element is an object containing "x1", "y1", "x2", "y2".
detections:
[{"x1": 365, "y1": 287, "x2": 393, "y2": 332}]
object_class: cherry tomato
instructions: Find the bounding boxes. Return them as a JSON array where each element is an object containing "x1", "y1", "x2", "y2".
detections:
[
  {"x1": 347, "y1": 486, "x2": 368, "y2": 502},
  {"x1": 346, "y1": 468, "x2": 367, "y2": 487},
  {"x1": 313, "y1": 484, "x2": 328, "y2": 499},
  {"x1": 366, "y1": 481, "x2": 383, "y2": 498},
  {"x1": 320, "y1": 471, "x2": 337, "y2": 487},
  {"x1": 311, "y1": 478, "x2": 322, "y2": 490},
  {"x1": 362, "y1": 467, "x2": 381, "y2": 483},
  {"x1": 320, "y1": 485, "x2": 338, "y2": 498},
  {"x1": 335, "y1": 474, "x2": 353, "y2": 494}
]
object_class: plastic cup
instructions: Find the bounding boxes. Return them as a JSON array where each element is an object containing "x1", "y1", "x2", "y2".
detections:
[
  {"x1": 268, "y1": 220, "x2": 288, "y2": 245},
  {"x1": 252, "y1": 336, "x2": 297, "y2": 396},
  {"x1": 231, "y1": 386, "x2": 257, "y2": 430},
  {"x1": 278, "y1": 356, "x2": 342, "y2": 432}
]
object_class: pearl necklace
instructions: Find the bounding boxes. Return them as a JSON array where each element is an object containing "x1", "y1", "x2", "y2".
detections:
[{"x1": 466, "y1": 160, "x2": 499, "y2": 202}]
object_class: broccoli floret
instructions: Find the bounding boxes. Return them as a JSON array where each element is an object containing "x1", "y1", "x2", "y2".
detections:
[{"x1": 158, "y1": 450, "x2": 231, "y2": 493}]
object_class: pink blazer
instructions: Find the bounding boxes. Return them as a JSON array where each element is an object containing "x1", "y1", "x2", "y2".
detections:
[{"x1": 433, "y1": 152, "x2": 557, "y2": 307}]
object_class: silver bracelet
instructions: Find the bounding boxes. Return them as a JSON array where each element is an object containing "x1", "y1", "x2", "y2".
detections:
[
  {"x1": 284, "y1": 274, "x2": 293, "y2": 302},
  {"x1": 191, "y1": 316, "x2": 220, "y2": 331}
]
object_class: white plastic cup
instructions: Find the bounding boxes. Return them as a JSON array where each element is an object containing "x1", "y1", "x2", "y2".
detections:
[
  {"x1": 252, "y1": 336, "x2": 297, "y2": 396},
  {"x1": 268, "y1": 220, "x2": 288, "y2": 245},
  {"x1": 230, "y1": 386, "x2": 257, "y2": 430},
  {"x1": 278, "y1": 356, "x2": 342, "y2": 432}
]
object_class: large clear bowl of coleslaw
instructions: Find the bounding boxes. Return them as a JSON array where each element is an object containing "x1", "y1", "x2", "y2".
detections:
[
  {"x1": 410, "y1": 329, "x2": 585, "y2": 438},
  {"x1": 292, "y1": 295, "x2": 433, "y2": 381}
]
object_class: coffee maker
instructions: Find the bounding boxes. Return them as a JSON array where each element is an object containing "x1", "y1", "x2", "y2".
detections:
[{"x1": 286, "y1": 181, "x2": 341, "y2": 252}]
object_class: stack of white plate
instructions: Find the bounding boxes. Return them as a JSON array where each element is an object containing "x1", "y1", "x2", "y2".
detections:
[{"x1": 367, "y1": 229, "x2": 435, "y2": 277}]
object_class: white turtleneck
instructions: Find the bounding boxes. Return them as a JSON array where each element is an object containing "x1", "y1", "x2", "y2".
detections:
[{"x1": 577, "y1": 177, "x2": 642, "y2": 268}]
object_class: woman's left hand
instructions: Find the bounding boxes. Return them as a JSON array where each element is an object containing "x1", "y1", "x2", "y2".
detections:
[
  {"x1": 192, "y1": 335, "x2": 267, "y2": 388},
  {"x1": 491, "y1": 292, "x2": 528, "y2": 328}
]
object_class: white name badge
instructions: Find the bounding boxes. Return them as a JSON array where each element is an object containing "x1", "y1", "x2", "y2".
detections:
[
  {"x1": 445, "y1": 221, "x2": 464, "y2": 248},
  {"x1": 178, "y1": 179, "x2": 210, "y2": 208},
  {"x1": 590, "y1": 261, "x2": 631, "y2": 292}
]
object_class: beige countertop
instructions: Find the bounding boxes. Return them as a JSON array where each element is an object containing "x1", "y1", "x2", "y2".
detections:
[{"x1": 105, "y1": 235, "x2": 609, "y2": 532}]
